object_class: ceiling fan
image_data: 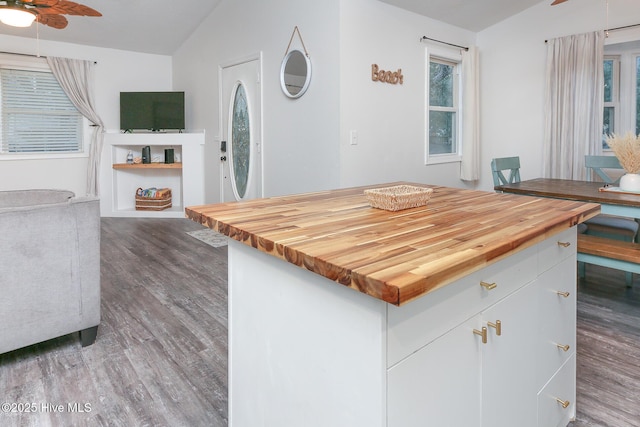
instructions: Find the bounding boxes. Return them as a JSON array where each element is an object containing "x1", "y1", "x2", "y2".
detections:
[
  {"x1": 551, "y1": 0, "x2": 570, "y2": 5},
  {"x1": 0, "y1": 0, "x2": 101, "y2": 29}
]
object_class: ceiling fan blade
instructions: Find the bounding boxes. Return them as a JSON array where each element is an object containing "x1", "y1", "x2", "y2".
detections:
[
  {"x1": 24, "y1": 0, "x2": 101, "y2": 17},
  {"x1": 22, "y1": 0, "x2": 59, "y2": 6},
  {"x1": 35, "y1": 13, "x2": 68, "y2": 29},
  {"x1": 551, "y1": 0, "x2": 569, "y2": 5}
]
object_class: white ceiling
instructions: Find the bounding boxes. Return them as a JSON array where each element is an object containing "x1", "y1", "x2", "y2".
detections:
[
  {"x1": 0, "y1": 0, "x2": 546, "y2": 55},
  {"x1": 379, "y1": 0, "x2": 545, "y2": 32},
  {"x1": 0, "y1": 0, "x2": 223, "y2": 55}
]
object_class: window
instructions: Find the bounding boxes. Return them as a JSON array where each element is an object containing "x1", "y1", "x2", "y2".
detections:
[
  {"x1": 602, "y1": 41, "x2": 640, "y2": 150},
  {"x1": 0, "y1": 63, "x2": 84, "y2": 156},
  {"x1": 427, "y1": 52, "x2": 461, "y2": 163},
  {"x1": 602, "y1": 56, "x2": 619, "y2": 149}
]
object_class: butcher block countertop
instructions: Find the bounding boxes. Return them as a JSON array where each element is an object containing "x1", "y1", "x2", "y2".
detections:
[{"x1": 186, "y1": 182, "x2": 600, "y2": 305}]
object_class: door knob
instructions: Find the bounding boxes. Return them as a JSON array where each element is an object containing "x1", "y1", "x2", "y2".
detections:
[{"x1": 220, "y1": 156, "x2": 227, "y2": 161}]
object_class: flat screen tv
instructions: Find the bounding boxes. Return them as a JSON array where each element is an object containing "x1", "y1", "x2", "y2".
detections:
[{"x1": 120, "y1": 91, "x2": 185, "y2": 132}]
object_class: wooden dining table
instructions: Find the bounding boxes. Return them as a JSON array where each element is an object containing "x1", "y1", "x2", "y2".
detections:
[
  {"x1": 496, "y1": 177, "x2": 640, "y2": 276},
  {"x1": 494, "y1": 177, "x2": 640, "y2": 219}
]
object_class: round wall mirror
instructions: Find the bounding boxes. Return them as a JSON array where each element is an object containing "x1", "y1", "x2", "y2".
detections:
[{"x1": 280, "y1": 49, "x2": 311, "y2": 98}]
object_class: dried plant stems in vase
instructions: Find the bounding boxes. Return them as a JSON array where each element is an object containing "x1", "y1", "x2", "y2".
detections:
[{"x1": 605, "y1": 132, "x2": 640, "y2": 192}]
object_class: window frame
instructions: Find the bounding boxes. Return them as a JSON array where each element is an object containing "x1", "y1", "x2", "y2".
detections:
[
  {"x1": 0, "y1": 54, "x2": 89, "y2": 161},
  {"x1": 603, "y1": 55, "x2": 620, "y2": 151},
  {"x1": 425, "y1": 46, "x2": 463, "y2": 165}
]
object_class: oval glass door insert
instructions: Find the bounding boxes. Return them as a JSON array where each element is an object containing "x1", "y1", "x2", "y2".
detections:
[{"x1": 231, "y1": 83, "x2": 250, "y2": 199}]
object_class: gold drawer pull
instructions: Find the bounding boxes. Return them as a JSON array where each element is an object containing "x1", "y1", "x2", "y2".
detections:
[
  {"x1": 557, "y1": 241, "x2": 571, "y2": 248},
  {"x1": 480, "y1": 281, "x2": 497, "y2": 291},
  {"x1": 556, "y1": 291, "x2": 570, "y2": 298},
  {"x1": 556, "y1": 398, "x2": 570, "y2": 409},
  {"x1": 556, "y1": 343, "x2": 570, "y2": 352},
  {"x1": 473, "y1": 327, "x2": 487, "y2": 344},
  {"x1": 487, "y1": 320, "x2": 502, "y2": 336}
]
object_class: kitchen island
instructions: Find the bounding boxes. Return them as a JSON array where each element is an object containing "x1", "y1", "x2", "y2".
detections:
[{"x1": 186, "y1": 183, "x2": 599, "y2": 427}]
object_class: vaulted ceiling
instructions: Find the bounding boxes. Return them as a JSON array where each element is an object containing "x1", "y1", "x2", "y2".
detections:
[
  {"x1": 0, "y1": 0, "x2": 546, "y2": 55},
  {"x1": 379, "y1": 0, "x2": 544, "y2": 32},
  {"x1": 0, "y1": 0, "x2": 223, "y2": 55}
]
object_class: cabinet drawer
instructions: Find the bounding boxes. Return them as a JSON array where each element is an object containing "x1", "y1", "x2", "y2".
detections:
[
  {"x1": 537, "y1": 354, "x2": 576, "y2": 427},
  {"x1": 536, "y1": 258, "x2": 576, "y2": 390},
  {"x1": 538, "y1": 227, "x2": 577, "y2": 274},
  {"x1": 387, "y1": 243, "x2": 537, "y2": 367}
]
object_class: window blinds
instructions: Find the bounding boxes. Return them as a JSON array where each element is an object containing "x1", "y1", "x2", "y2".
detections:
[{"x1": 0, "y1": 68, "x2": 82, "y2": 154}]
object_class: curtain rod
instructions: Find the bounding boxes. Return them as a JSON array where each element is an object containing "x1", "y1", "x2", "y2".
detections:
[
  {"x1": 420, "y1": 36, "x2": 469, "y2": 51},
  {"x1": 606, "y1": 22, "x2": 640, "y2": 34},
  {"x1": 545, "y1": 23, "x2": 640, "y2": 43},
  {"x1": 0, "y1": 50, "x2": 97, "y2": 64}
]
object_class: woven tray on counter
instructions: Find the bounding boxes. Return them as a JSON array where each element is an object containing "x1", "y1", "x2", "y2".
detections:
[{"x1": 364, "y1": 185, "x2": 433, "y2": 211}]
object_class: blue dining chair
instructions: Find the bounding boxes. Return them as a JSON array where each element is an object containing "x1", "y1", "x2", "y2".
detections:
[
  {"x1": 585, "y1": 155, "x2": 623, "y2": 184},
  {"x1": 491, "y1": 156, "x2": 521, "y2": 187},
  {"x1": 583, "y1": 155, "x2": 637, "y2": 287},
  {"x1": 584, "y1": 155, "x2": 637, "y2": 242}
]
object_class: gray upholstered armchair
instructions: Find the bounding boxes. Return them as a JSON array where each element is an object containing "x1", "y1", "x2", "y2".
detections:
[{"x1": 0, "y1": 189, "x2": 101, "y2": 354}]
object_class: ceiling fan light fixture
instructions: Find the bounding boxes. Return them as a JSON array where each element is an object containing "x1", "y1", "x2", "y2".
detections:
[{"x1": 0, "y1": 8, "x2": 36, "y2": 27}]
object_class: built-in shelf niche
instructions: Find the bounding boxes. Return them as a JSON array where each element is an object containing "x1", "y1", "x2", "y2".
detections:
[{"x1": 100, "y1": 132, "x2": 204, "y2": 218}]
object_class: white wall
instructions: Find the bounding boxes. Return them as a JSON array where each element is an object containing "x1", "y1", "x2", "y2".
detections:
[
  {"x1": 477, "y1": 0, "x2": 640, "y2": 191},
  {"x1": 107, "y1": 0, "x2": 640, "y2": 200},
  {"x1": 5, "y1": 0, "x2": 640, "y2": 198},
  {"x1": 0, "y1": 35, "x2": 172, "y2": 196},
  {"x1": 173, "y1": 0, "x2": 341, "y2": 202},
  {"x1": 339, "y1": 0, "x2": 476, "y2": 189},
  {"x1": 173, "y1": 0, "x2": 480, "y2": 202}
]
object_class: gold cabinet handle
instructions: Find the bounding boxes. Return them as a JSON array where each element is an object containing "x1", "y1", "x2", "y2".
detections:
[
  {"x1": 556, "y1": 291, "x2": 570, "y2": 298},
  {"x1": 487, "y1": 320, "x2": 502, "y2": 336},
  {"x1": 556, "y1": 397, "x2": 570, "y2": 409},
  {"x1": 473, "y1": 327, "x2": 487, "y2": 344},
  {"x1": 480, "y1": 281, "x2": 497, "y2": 291},
  {"x1": 557, "y1": 241, "x2": 571, "y2": 248},
  {"x1": 556, "y1": 343, "x2": 570, "y2": 352}
]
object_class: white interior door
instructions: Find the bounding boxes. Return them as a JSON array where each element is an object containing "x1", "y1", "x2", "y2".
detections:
[{"x1": 220, "y1": 58, "x2": 262, "y2": 202}]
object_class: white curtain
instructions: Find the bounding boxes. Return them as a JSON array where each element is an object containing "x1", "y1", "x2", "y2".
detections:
[
  {"x1": 543, "y1": 31, "x2": 604, "y2": 180},
  {"x1": 47, "y1": 57, "x2": 105, "y2": 196},
  {"x1": 460, "y1": 46, "x2": 480, "y2": 181}
]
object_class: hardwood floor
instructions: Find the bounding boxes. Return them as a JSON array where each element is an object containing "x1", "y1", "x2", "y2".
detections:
[
  {"x1": 570, "y1": 266, "x2": 640, "y2": 427},
  {"x1": 0, "y1": 218, "x2": 228, "y2": 427},
  {"x1": 0, "y1": 218, "x2": 638, "y2": 426}
]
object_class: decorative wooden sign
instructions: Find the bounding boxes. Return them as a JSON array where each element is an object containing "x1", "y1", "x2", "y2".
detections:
[{"x1": 371, "y1": 64, "x2": 404, "y2": 85}]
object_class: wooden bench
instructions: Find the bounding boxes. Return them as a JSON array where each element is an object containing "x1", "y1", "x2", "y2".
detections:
[{"x1": 577, "y1": 234, "x2": 640, "y2": 287}]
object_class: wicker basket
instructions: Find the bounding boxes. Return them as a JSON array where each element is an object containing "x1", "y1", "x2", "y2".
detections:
[
  {"x1": 135, "y1": 188, "x2": 172, "y2": 211},
  {"x1": 364, "y1": 185, "x2": 433, "y2": 211}
]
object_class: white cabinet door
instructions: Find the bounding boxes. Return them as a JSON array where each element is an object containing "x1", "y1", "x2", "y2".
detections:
[
  {"x1": 481, "y1": 281, "x2": 539, "y2": 427},
  {"x1": 388, "y1": 316, "x2": 482, "y2": 427}
]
